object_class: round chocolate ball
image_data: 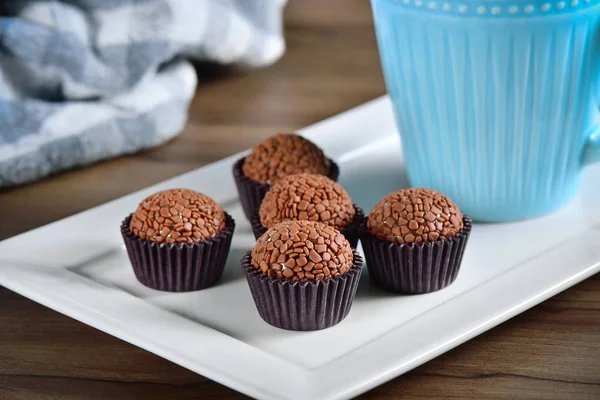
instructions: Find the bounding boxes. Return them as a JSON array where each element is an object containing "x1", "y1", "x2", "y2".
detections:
[
  {"x1": 129, "y1": 188, "x2": 226, "y2": 244},
  {"x1": 251, "y1": 220, "x2": 354, "y2": 282},
  {"x1": 259, "y1": 173, "x2": 355, "y2": 230},
  {"x1": 242, "y1": 133, "x2": 330, "y2": 184},
  {"x1": 367, "y1": 188, "x2": 464, "y2": 244}
]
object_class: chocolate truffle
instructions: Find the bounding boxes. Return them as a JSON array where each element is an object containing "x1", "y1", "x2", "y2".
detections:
[
  {"x1": 367, "y1": 188, "x2": 464, "y2": 244},
  {"x1": 259, "y1": 173, "x2": 356, "y2": 229},
  {"x1": 129, "y1": 188, "x2": 226, "y2": 244},
  {"x1": 121, "y1": 188, "x2": 235, "y2": 292},
  {"x1": 251, "y1": 220, "x2": 354, "y2": 282},
  {"x1": 242, "y1": 219, "x2": 363, "y2": 330},
  {"x1": 360, "y1": 188, "x2": 471, "y2": 294},
  {"x1": 242, "y1": 133, "x2": 331, "y2": 184}
]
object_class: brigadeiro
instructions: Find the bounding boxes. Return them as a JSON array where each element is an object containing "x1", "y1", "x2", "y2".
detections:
[
  {"x1": 232, "y1": 133, "x2": 339, "y2": 221},
  {"x1": 241, "y1": 220, "x2": 363, "y2": 331},
  {"x1": 250, "y1": 173, "x2": 364, "y2": 248},
  {"x1": 121, "y1": 188, "x2": 235, "y2": 292},
  {"x1": 360, "y1": 188, "x2": 471, "y2": 294}
]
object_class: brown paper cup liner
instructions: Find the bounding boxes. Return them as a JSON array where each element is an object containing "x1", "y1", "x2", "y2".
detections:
[
  {"x1": 241, "y1": 250, "x2": 363, "y2": 331},
  {"x1": 250, "y1": 204, "x2": 365, "y2": 249},
  {"x1": 360, "y1": 216, "x2": 472, "y2": 294},
  {"x1": 232, "y1": 156, "x2": 340, "y2": 221},
  {"x1": 121, "y1": 212, "x2": 235, "y2": 292}
]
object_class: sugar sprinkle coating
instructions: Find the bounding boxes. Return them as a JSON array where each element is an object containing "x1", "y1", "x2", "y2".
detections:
[
  {"x1": 242, "y1": 133, "x2": 330, "y2": 184},
  {"x1": 251, "y1": 220, "x2": 354, "y2": 282},
  {"x1": 367, "y1": 188, "x2": 463, "y2": 244},
  {"x1": 259, "y1": 173, "x2": 355, "y2": 230},
  {"x1": 129, "y1": 188, "x2": 226, "y2": 244}
]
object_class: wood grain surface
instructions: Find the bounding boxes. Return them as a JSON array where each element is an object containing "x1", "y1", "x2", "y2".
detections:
[{"x1": 1, "y1": 1, "x2": 599, "y2": 399}]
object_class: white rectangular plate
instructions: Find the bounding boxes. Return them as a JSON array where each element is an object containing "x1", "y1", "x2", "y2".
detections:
[{"x1": 1, "y1": 96, "x2": 599, "y2": 400}]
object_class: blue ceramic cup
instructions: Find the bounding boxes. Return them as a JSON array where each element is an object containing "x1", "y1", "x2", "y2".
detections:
[{"x1": 371, "y1": 0, "x2": 600, "y2": 222}]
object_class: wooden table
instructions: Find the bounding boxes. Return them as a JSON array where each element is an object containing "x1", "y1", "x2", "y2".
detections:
[{"x1": 1, "y1": 1, "x2": 599, "y2": 399}]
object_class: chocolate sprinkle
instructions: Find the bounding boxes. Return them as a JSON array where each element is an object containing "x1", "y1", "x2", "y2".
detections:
[
  {"x1": 251, "y1": 220, "x2": 354, "y2": 282},
  {"x1": 242, "y1": 133, "x2": 330, "y2": 184},
  {"x1": 259, "y1": 173, "x2": 355, "y2": 230},
  {"x1": 367, "y1": 188, "x2": 464, "y2": 244},
  {"x1": 129, "y1": 188, "x2": 226, "y2": 244}
]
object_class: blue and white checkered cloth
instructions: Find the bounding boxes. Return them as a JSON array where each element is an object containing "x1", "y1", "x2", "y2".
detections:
[{"x1": 0, "y1": 0, "x2": 286, "y2": 188}]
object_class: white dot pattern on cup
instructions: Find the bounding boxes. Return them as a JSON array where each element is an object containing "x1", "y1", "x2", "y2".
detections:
[{"x1": 391, "y1": 0, "x2": 588, "y2": 15}]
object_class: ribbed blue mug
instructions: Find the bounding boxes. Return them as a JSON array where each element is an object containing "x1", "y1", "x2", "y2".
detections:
[{"x1": 371, "y1": 0, "x2": 600, "y2": 222}]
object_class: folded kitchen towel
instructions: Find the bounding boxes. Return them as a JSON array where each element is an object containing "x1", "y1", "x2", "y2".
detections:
[{"x1": 0, "y1": 0, "x2": 286, "y2": 188}]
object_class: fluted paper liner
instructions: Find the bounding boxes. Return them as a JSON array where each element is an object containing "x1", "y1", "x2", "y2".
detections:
[
  {"x1": 242, "y1": 250, "x2": 363, "y2": 331},
  {"x1": 232, "y1": 156, "x2": 340, "y2": 221},
  {"x1": 250, "y1": 204, "x2": 365, "y2": 248},
  {"x1": 360, "y1": 216, "x2": 472, "y2": 294},
  {"x1": 121, "y1": 213, "x2": 235, "y2": 292}
]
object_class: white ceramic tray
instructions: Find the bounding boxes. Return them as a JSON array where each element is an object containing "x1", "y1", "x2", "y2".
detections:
[{"x1": 1, "y1": 96, "x2": 599, "y2": 400}]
